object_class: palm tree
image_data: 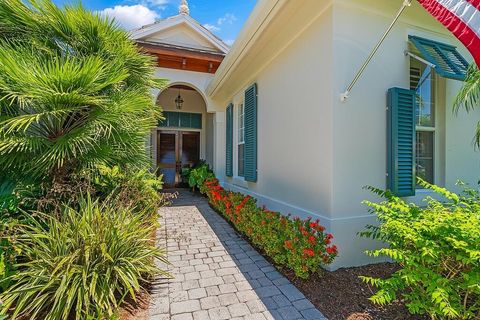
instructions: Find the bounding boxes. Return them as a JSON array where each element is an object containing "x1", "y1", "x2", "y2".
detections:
[
  {"x1": 454, "y1": 65, "x2": 480, "y2": 147},
  {"x1": 0, "y1": 0, "x2": 166, "y2": 182}
]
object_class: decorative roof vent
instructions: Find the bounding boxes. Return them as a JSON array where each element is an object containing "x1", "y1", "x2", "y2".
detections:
[{"x1": 179, "y1": 0, "x2": 189, "y2": 15}]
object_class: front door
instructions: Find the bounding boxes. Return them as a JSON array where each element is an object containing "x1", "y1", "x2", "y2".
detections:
[{"x1": 157, "y1": 131, "x2": 200, "y2": 188}]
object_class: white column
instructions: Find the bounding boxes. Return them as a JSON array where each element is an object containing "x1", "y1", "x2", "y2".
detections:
[{"x1": 213, "y1": 111, "x2": 226, "y2": 182}]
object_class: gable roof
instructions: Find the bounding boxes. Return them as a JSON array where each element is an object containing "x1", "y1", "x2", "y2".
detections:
[{"x1": 130, "y1": 14, "x2": 230, "y2": 54}]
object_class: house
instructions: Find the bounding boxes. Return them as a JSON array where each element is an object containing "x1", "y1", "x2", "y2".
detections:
[{"x1": 132, "y1": 0, "x2": 480, "y2": 269}]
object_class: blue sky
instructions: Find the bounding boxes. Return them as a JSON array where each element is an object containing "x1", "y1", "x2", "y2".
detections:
[{"x1": 53, "y1": 0, "x2": 256, "y2": 45}]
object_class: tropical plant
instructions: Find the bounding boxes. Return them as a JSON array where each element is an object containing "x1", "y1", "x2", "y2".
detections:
[
  {"x1": 0, "y1": 195, "x2": 169, "y2": 320},
  {"x1": 182, "y1": 161, "x2": 215, "y2": 192},
  {"x1": 203, "y1": 178, "x2": 337, "y2": 279},
  {"x1": 92, "y1": 164, "x2": 165, "y2": 214},
  {"x1": 361, "y1": 180, "x2": 480, "y2": 319},
  {"x1": 454, "y1": 64, "x2": 480, "y2": 147},
  {"x1": 0, "y1": 218, "x2": 19, "y2": 294},
  {"x1": 0, "y1": 0, "x2": 166, "y2": 182}
]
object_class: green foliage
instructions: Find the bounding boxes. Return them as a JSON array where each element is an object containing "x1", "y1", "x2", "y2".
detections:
[
  {"x1": 92, "y1": 164, "x2": 165, "y2": 214},
  {"x1": 0, "y1": 195, "x2": 169, "y2": 320},
  {"x1": 182, "y1": 161, "x2": 215, "y2": 192},
  {"x1": 454, "y1": 64, "x2": 480, "y2": 147},
  {"x1": 203, "y1": 179, "x2": 337, "y2": 279},
  {"x1": 362, "y1": 180, "x2": 480, "y2": 319},
  {"x1": 0, "y1": 219, "x2": 19, "y2": 294},
  {"x1": 0, "y1": 0, "x2": 167, "y2": 181}
]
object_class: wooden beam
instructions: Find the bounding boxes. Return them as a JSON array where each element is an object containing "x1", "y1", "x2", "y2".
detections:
[
  {"x1": 155, "y1": 54, "x2": 221, "y2": 74},
  {"x1": 137, "y1": 43, "x2": 225, "y2": 63}
]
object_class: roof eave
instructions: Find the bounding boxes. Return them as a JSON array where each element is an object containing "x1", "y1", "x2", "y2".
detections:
[{"x1": 206, "y1": 0, "x2": 285, "y2": 98}]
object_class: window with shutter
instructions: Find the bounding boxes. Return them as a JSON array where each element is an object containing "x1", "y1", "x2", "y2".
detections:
[
  {"x1": 226, "y1": 104, "x2": 233, "y2": 177},
  {"x1": 244, "y1": 83, "x2": 257, "y2": 182},
  {"x1": 387, "y1": 87, "x2": 416, "y2": 197}
]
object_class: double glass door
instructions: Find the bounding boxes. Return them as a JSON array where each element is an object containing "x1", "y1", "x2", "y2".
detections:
[{"x1": 157, "y1": 130, "x2": 200, "y2": 188}]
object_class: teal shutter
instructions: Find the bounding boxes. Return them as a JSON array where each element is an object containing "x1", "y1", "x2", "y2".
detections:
[
  {"x1": 244, "y1": 83, "x2": 257, "y2": 182},
  {"x1": 226, "y1": 104, "x2": 233, "y2": 177},
  {"x1": 387, "y1": 87, "x2": 416, "y2": 197},
  {"x1": 409, "y1": 35, "x2": 469, "y2": 81}
]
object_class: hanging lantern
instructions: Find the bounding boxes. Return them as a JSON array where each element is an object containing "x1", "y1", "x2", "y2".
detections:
[{"x1": 175, "y1": 91, "x2": 184, "y2": 110}]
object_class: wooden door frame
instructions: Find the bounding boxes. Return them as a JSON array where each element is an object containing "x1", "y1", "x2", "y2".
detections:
[{"x1": 156, "y1": 129, "x2": 201, "y2": 188}]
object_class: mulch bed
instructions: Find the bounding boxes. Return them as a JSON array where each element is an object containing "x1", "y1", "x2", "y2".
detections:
[{"x1": 282, "y1": 263, "x2": 427, "y2": 320}]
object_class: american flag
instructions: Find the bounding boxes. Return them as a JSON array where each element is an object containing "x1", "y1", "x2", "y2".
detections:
[{"x1": 418, "y1": 0, "x2": 480, "y2": 66}]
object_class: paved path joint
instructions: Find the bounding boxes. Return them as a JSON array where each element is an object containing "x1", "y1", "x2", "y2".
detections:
[{"x1": 149, "y1": 190, "x2": 327, "y2": 320}]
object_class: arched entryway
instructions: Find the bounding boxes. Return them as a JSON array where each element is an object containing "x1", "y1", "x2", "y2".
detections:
[{"x1": 152, "y1": 83, "x2": 213, "y2": 188}]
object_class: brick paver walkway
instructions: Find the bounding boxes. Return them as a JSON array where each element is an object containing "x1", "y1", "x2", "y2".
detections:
[{"x1": 149, "y1": 190, "x2": 327, "y2": 320}]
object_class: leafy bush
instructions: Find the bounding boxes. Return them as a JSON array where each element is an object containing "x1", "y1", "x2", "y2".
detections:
[
  {"x1": 203, "y1": 179, "x2": 337, "y2": 279},
  {"x1": 0, "y1": 0, "x2": 166, "y2": 182},
  {"x1": 0, "y1": 195, "x2": 169, "y2": 320},
  {"x1": 92, "y1": 164, "x2": 165, "y2": 214},
  {"x1": 182, "y1": 161, "x2": 215, "y2": 192},
  {"x1": 0, "y1": 218, "x2": 19, "y2": 294},
  {"x1": 361, "y1": 181, "x2": 480, "y2": 319},
  {"x1": 3, "y1": 165, "x2": 165, "y2": 217}
]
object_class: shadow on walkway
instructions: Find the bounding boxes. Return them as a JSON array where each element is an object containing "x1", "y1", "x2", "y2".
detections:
[{"x1": 161, "y1": 189, "x2": 327, "y2": 320}]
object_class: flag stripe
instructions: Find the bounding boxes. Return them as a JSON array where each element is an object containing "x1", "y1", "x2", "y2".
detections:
[
  {"x1": 418, "y1": 0, "x2": 480, "y2": 65},
  {"x1": 436, "y1": 0, "x2": 480, "y2": 38},
  {"x1": 466, "y1": 0, "x2": 480, "y2": 11}
]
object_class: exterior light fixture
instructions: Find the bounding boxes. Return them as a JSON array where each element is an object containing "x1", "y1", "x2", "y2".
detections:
[{"x1": 175, "y1": 90, "x2": 184, "y2": 110}]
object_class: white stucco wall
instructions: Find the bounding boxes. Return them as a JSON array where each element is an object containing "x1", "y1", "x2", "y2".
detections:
[
  {"x1": 211, "y1": 0, "x2": 480, "y2": 269},
  {"x1": 221, "y1": 7, "x2": 335, "y2": 231}
]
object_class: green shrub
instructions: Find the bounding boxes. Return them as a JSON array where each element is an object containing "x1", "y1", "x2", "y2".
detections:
[
  {"x1": 182, "y1": 161, "x2": 215, "y2": 192},
  {"x1": 0, "y1": 195, "x2": 169, "y2": 320},
  {"x1": 362, "y1": 181, "x2": 480, "y2": 319},
  {"x1": 3, "y1": 165, "x2": 165, "y2": 217},
  {"x1": 92, "y1": 164, "x2": 165, "y2": 213},
  {"x1": 0, "y1": 0, "x2": 166, "y2": 182},
  {"x1": 203, "y1": 179, "x2": 337, "y2": 279},
  {"x1": 0, "y1": 219, "x2": 19, "y2": 294}
]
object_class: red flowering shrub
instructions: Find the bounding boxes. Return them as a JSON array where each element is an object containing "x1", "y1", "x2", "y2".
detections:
[{"x1": 202, "y1": 178, "x2": 337, "y2": 279}]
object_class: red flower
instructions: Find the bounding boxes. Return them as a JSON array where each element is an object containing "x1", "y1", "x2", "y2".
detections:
[
  {"x1": 308, "y1": 235, "x2": 316, "y2": 244},
  {"x1": 326, "y1": 245, "x2": 337, "y2": 255},
  {"x1": 211, "y1": 191, "x2": 221, "y2": 201},
  {"x1": 261, "y1": 220, "x2": 267, "y2": 225},
  {"x1": 284, "y1": 240, "x2": 294, "y2": 250},
  {"x1": 303, "y1": 248, "x2": 315, "y2": 257},
  {"x1": 324, "y1": 233, "x2": 333, "y2": 245}
]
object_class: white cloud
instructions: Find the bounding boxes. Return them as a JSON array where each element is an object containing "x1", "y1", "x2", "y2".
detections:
[
  {"x1": 203, "y1": 23, "x2": 220, "y2": 32},
  {"x1": 224, "y1": 39, "x2": 235, "y2": 46},
  {"x1": 217, "y1": 13, "x2": 236, "y2": 26},
  {"x1": 143, "y1": 0, "x2": 169, "y2": 5},
  {"x1": 100, "y1": 5, "x2": 159, "y2": 30}
]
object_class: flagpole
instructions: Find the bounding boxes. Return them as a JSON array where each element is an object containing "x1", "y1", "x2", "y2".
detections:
[{"x1": 340, "y1": 0, "x2": 412, "y2": 102}]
